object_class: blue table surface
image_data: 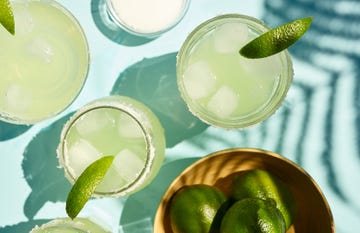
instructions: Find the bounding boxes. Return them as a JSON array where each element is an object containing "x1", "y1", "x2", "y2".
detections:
[{"x1": 1, "y1": 0, "x2": 360, "y2": 232}]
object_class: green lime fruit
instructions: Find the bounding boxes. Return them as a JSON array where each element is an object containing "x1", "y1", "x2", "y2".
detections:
[
  {"x1": 66, "y1": 155, "x2": 114, "y2": 219},
  {"x1": 170, "y1": 184, "x2": 228, "y2": 233},
  {"x1": 0, "y1": 0, "x2": 15, "y2": 35},
  {"x1": 220, "y1": 198, "x2": 286, "y2": 233},
  {"x1": 230, "y1": 169, "x2": 296, "y2": 230},
  {"x1": 240, "y1": 16, "x2": 312, "y2": 58}
]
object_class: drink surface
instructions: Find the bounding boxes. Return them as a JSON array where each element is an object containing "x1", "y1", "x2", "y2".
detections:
[
  {"x1": 59, "y1": 96, "x2": 166, "y2": 197},
  {"x1": 177, "y1": 15, "x2": 292, "y2": 128},
  {"x1": 30, "y1": 217, "x2": 110, "y2": 233},
  {"x1": 64, "y1": 107, "x2": 148, "y2": 193},
  {"x1": 106, "y1": 0, "x2": 188, "y2": 36},
  {"x1": 0, "y1": 0, "x2": 89, "y2": 124}
]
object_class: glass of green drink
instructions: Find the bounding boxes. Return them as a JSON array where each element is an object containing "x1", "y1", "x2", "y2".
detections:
[
  {"x1": 0, "y1": 0, "x2": 89, "y2": 125},
  {"x1": 57, "y1": 95, "x2": 166, "y2": 197},
  {"x1": 177, "y1": 14, "x2": 293, "y2": 129},
  {"x1": 30, "y1": 217, "x2": 111, "y2": 233}
]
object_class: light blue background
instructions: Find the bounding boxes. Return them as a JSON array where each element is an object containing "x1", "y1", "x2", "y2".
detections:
[{"x1": 1, "y1": 0, "x2": 360, "y2": 232}]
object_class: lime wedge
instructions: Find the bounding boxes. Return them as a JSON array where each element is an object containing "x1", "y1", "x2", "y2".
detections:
[
  {"x1": 239, "y1": 17, "x2": 312, "y2": 58},
  {"x1": 0, "y1": 0, "x2": 15, "y2": 35},
  {"x1": 66, "y1": 155, "x2": 114, "y2": 219}
]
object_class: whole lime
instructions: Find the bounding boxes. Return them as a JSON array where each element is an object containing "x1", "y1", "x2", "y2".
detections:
[
  {"x1": 220, "y1": 198, "x2": 286, "y2": 233},
  {"x1": 230, "y1": 169, "x2": 296, "y2": 229},
  {"x1": 170, "y1": 184, "x2": 228, "y2": 233}
]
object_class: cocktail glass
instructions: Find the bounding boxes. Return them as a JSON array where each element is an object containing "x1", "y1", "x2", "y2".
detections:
[
  {"x1": 177, "y1": 14, "x2": 293, "y2": 129},
  {"x1": 57, "y1": 95, "x2": 166, "y2": 197},
  {"x1": 0, "y1": 0, "x2": 89, "y2": 125},
  {"x1": 30, "y1": 217, "x2": 111, "y2": 233},
  {"x1": 105, "y1": 0, "x2": 190, "y2": 38}
]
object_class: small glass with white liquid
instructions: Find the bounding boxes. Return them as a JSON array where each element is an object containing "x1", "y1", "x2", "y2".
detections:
[
  {"x1": 57, "y1": 95, "x2": 166, "y2": 197},
  {"x1": 177, "y1": 14, "x2": 293, "y2": 129},
  {"x1": 105, "y1": 0, "x2": 190, "y2": 38}
]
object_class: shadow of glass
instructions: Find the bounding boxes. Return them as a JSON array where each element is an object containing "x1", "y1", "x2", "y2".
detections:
[
  {"x1": 110, "y1": 52, "x2": 209, "y2": 148},
  {"x1": 0, "y1": 121, "x2": 31, "y2": 141},
  {"x1": 119, "y1": 157, "x2": 199, "y2": 232},
  {"x1": 90, "y1": 0, "x2": 154, "y2": 46},
  {"x1": 0, "y1": 219, "x2": 49, "y2": 233},
  {"x1": 22, "y1": 113, "x2": 74, "y2": 219}
]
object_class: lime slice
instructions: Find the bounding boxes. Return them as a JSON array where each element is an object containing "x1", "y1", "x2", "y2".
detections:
[
  {"x1": 0, "y1": 0, "x2": 15, "y2": 35},
  {"x1": 239, "y1": 16, "x2": 312, "y2": 58},
  {"x1": 66, "y1": 155, "x2": 114, "y2": 219}
]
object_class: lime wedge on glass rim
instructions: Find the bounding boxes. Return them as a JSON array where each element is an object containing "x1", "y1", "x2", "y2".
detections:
[
  {"x1": 66, "y1": 155, "x2": 114, "y2": 219},
  {"x1": 0, "y1": 0, "x2": 15, "y2": 35},
  {"x1": 239, "y1": 16, "x2": 312, "y2": 59}
]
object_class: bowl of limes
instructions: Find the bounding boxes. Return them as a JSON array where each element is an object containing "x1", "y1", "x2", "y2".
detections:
[{"x1": 154, "y1": 148, "x2": 334, "y2": 233}]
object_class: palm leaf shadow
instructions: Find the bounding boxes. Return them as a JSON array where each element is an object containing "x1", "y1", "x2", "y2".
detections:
[{"x1": 264, "y1": 0, "x2": 360, "y2": 203}]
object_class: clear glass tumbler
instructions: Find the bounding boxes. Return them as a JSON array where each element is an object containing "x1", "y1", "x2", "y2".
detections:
[
  {"x1": 177, "y1": 14, "x2": 293, "y2": 129},
  {"x1": 0, "y1": 0, "x2": 90, "y2": 125},
  {"x1": 57, "y1": 95, "x2": 166, "y2": 197}
]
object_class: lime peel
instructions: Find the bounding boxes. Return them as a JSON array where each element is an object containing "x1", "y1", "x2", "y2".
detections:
[
  {"x1": 239, "y1": 16, "x2": 312, "y2": 59},
  {"x1": 66, "y1": 155, "x2": 114, "y2": 219},
  {"x1": 0, "y1": 0, "x2": 15, "y2": 35}
]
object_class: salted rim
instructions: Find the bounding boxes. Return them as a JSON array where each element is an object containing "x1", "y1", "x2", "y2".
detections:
[
  {"x1": 57, "y1": 96, "x2": 157, "y2": 198},
  {"x1": 29, "y1": 217, "x2": 110, "y2": 233},
  {"x1": 176, "y1": 14, "x2": 294, "y2": 129}
]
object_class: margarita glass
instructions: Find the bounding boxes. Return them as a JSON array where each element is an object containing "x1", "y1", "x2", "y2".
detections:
[
  {"x1": 30, "y1": 217, "x2": 111, "y2": 233},
  {"x1": 0, "y1": 0, "x2": 89, "y2": 125},
  {"x1": 57, "y1": 95, "x2": 166, "y2": 197},
  {"x1": 105, "y1": 0, "x2": 190, "y2": 38},
  {"x1": 177, "y1": 14, "x2": 293, "y2": 129}
]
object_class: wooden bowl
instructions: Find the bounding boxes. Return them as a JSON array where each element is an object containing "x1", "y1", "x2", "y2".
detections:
[{"x1": 154, "y1": 148, "x2": 335, "y2": 233}]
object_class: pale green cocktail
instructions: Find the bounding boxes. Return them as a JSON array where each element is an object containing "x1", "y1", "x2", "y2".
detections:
[
  {"x1": 177, "y1": 14, "x2": 293, "y2": 129},
  {"x1": 0, "y1": 0, "x2": 89, "y2": 124},
  {"x1": 57, "y1": 96, "x2": 166, "y2": 197},
  {"x1": 30, "y1": 217, "x2": 111, "y2": 233}
]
